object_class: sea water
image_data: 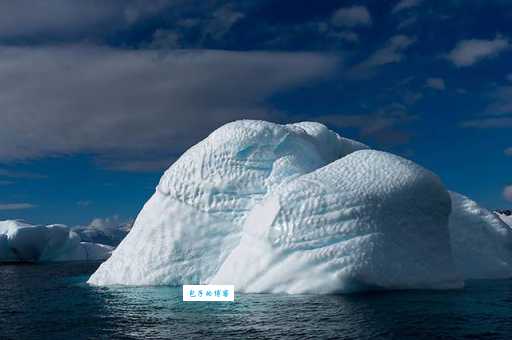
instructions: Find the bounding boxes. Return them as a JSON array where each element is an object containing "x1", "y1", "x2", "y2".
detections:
[{"x1": 1, "y1": 262, "x2": 511, "y2": 339}]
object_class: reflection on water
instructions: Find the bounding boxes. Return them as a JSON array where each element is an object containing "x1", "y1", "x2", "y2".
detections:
[{"x1": 1, "y1": 262, "x2": 512, "y2": 339}]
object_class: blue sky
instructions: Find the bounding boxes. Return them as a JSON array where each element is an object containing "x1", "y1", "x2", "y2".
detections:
[{"x1": 0, "y1": 0, "x2": 511, "y2": 225}]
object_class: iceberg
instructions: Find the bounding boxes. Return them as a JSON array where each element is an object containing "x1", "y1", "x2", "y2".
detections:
[
  {"x1": 89, "y1": 120, "x2": 367, "y2": 286},
  {"x1": 0, "y1": 220, "x2": 113, "y2": 263},
  {"x1": 88, "y1": 120, "x2": 512, "y2": 293},
  {"x1": 495, "y1": 210, "x2": 512, "y2": 228},
  {"x1": 73, "y1": 221, "x2": 132, "y2": 247},
  {"x1": 448, "y1": 192, "x2": 512, "y2": 279}
]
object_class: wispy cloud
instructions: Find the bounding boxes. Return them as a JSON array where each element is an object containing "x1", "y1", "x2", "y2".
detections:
[
  {"x1": 392, "y1": 0, "x2": 423, "y2": 14},
  {"x1": 0, "y1": 0, "x2": 170, "y2": 40},
  {"x1": 0, "y1": 203, "x2": 36, "y2": 210},
  {"x1": 447, "y1": 35, "x2": 510, "y2": 67},
  {"x1": 350, "y1": 35, "x2": 416, "y2": 77},
  {"x1": 460, "y1": 117, "x2": 512, "y2": 128},
  {"x1": 0, "y1": 169, "x2": 47, "y2": 179},
  {"x1": 331, "y1": 6, "x2": 372, "y2": 27},
  {"x1": 425, "y1": 78, "x2": 446, "y2": 91},
  {"x1": 397, "y1": 15, "x2": 417, "y2": 30},
  {"x1": 486, "y1": 86, "x2": 512, "y2": 115},
  {"x1": 315, "y1": 104, "x2": 417, "y2": 146}
]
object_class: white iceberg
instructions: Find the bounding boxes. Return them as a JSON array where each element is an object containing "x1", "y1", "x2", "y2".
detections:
[
  {"x1": 495, "y1": 211, "x2": 512, "y2": 228},
  {"x1": 73, "y1": 220, "x2": 132, "y2": 247},
  {"x1": 88, "y1": 120, "x2": 512, "y2": 293},
  {"x1": 89, "y1": 120, "x2": 367, "y2": 286},
  {"x1": 448, "y1": 192, "x2": 512, "y2": 279},
  {"x1": 0, "y1": 220, "x2": 113, "y2": 263}
]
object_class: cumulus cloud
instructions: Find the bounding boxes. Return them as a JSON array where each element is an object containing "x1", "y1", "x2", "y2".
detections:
[
  {"x1": 392, "y1": 0, "x2": 423, "y2": 14},
  {"x1": 426, "y1": 78, "x2": 446, "y2": 91},
  {"x1": 0, "y1": 203, "x2": 36, "y2": 210},
  {"x1": 350, "y1": 35, "x2": 416, "y2": 76},
  {"x1": 0, "y1": 46, "x2": 338, "y2": 171},
  {"x1": 331, "y1": 6, "x2": 372, "y2": 27},
  {"x1": 447, "y1": 35, "x2": 510, "y2": 67},
  {"x1": 504, "y1": 185, "x2": 512, "y2": 202}
]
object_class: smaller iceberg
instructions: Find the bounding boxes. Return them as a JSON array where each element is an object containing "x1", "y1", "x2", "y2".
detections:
[
  {"x1": 0, "y1": 220, "x2": 113, "y2": 263},
  {"x1": 449, "y1": 193, "x2": 512, "y2": 279},
  {"x1": 494, "y1": 210, "x2": 512, "y2": 228},
  {"x1": 73, "y1": 220, "x2": 132, "y2": 247}
]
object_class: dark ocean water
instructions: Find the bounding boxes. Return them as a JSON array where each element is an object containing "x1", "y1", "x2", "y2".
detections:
[{"x1": 1, "y1": 262, "x2": 511, "y2": 340}]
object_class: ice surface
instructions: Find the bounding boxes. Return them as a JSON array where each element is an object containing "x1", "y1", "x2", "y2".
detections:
[
  {"x1": 212, "y1": 151, "x2": 462, "y2": 293},
  {"x1": 0, "y1": 220, "x2": 113, "y2": 263},
  {"x1": 495, "y1": 212, "x2": 512, "y2": 228},
  {"x1": 448, "y1": 192, "x2": 512, "y2": 279},
  {"x1": 89, "y1": 120, "x2": 367, "y2": 286},
  {"x1": 88, "y1": 120, "x2": 512, "y2": 293}
]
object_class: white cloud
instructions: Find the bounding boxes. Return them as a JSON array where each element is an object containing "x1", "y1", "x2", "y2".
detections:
[
  {"x1": 0, "y1": 46, "x2": 338, "y2": 171},
  {"x1": 392, "y1": 0, "x2": 423, "y2": 14},
  {"x1": 447, "y1": 35, "x2": 510, "y2": 67},
  {"x1": 0, "y1": 203, "x2": 36, "y2": 210},
  {"x1": 425, "y1": 77, "x2": 446, "y2": 91},
  {"x1": 504, "y1": 185, "x2": 512, "y2": 202},
  {"x1": 350, "y1": 35, "x2": 416, "y2": 76},
  {"x1": 504, "y1": 147, "x2": 512, "y2": 156},
  {"x1": 331, "y1": 6, "x2": 372, "y2": 27},
  {"x1": 397, "y1": 16, "x2": 417, "y2": 30}
]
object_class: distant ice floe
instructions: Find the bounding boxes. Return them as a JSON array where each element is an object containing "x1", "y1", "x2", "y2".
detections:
[
  {"x1": 73, "y1": 219, "x2": 132, "y2": 247},
  {"x1": 88, "y1": 120, "x2": 512, "y2": 293},
  {"x1": 0, "y1": 220, "x2": 113, "y2": 263}
]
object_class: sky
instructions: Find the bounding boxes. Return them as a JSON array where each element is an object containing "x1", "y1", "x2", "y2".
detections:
[{"x1": 0, "y1": 0, "x2": 511, "y2": 225}]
